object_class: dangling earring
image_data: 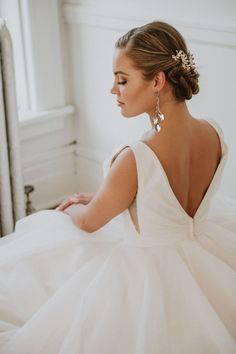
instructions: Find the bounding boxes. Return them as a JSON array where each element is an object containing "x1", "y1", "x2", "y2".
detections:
[{"x1": 152, "y1": 93, "x2": 165, "y2": 132}]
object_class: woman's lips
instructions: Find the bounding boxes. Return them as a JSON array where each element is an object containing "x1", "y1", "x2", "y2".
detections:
[{"x1": 117, "y1": 100, "x2": 124, "y2": 106}]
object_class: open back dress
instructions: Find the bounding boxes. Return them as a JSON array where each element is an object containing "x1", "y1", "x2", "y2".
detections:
[{"x1": 0, "y1": 119, "x2": 235, "y2": 354}]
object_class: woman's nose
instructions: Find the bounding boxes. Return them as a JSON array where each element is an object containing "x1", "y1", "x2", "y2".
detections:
[{"x1": 110, "y1": 83, "x2": 118, "y2": 95}]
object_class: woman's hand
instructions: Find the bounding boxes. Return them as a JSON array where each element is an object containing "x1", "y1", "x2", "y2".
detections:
[{"x1": 56, "y1": 192, "x2": 94, "y2": 212}]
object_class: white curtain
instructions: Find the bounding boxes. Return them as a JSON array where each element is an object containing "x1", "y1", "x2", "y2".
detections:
[{"x1": 0, "y1": 18, "x2": 25, "y2": 237}]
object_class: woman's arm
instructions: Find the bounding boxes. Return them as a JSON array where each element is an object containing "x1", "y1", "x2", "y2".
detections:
[{"x1": 63, "y1": 147, "x2": 138, "y2": 233}]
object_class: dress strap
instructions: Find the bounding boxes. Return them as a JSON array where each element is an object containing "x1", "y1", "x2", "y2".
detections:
[{"x1": 103, "y1": 144, "x2": 133, "y2": 178}]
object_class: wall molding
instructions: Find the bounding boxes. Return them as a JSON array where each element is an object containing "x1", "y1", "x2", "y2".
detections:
[
  {"x1": 22, "y1": 143, "x2": 76, "y2": 170},
  {"x1": 76, "y1": 143, "x2": 107, "y2": 164},
  {"x1": 23, "y1": 144, "x2": 77, "y2": 210},
  {"x1": 19, "y1": 105, "x2": 75, "y2": 124},
  {"x1": 63, "y1": 3, "x2": 236, "y2": 48},
  {"x1": 19, "y1": 105, "x2": 77, "y2": 210},
  {"x1": 75, "y1": 143, "x2": 108, "y2": 192},
  {"x1": 19, "y1": 105, "x2": 75, "y2": 141}
]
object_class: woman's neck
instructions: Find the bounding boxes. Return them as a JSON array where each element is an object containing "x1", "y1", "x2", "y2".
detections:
[{"x1": 148, "y1": 98, "x2": 193, "y2": 129}]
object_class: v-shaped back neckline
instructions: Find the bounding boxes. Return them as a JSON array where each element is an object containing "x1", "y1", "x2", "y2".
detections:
[{"x1": 138, "y1": 119, "x2": 227, "y2": 221}]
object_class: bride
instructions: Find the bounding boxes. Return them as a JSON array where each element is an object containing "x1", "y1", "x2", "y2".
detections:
[{"x1": 0, "y1": 21, "x2": 235, "y2": 354}]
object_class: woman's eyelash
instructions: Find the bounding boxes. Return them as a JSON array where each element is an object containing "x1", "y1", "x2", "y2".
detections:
[{"x1": 117, "y1": 81, "x2": 127, "y2": 85}]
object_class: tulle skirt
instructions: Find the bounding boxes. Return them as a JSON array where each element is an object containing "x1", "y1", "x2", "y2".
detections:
[{"x1": 0, "y1": 202, "x2": 236, "y2": 354}]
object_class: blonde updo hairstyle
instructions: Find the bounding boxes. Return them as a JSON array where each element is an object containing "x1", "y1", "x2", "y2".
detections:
[{"x1": 115, "y1": 21, "x2": 199, "y2": 101}]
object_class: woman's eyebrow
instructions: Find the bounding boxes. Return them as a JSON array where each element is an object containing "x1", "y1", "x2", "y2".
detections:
[{"x1": 114, "y1": 71, "x2": 129, "y2": 76}]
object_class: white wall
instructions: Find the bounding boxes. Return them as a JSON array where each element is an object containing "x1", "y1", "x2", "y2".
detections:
[
  {"x1": 62, "y1": 0, "x2": 236, "y2": 199},
  {"x1": 0, "y1": 0, "x2": 77, "y2": 211}
]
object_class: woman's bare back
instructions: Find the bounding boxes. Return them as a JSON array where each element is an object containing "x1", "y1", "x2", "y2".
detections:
[{"x1": 142, "y1": 118, "x2": 222, "y2": 218}]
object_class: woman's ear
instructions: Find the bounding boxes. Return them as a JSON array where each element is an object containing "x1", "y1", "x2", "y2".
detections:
[{"x1": 153, "y1": 71, "x2": 166, "y2": 92}]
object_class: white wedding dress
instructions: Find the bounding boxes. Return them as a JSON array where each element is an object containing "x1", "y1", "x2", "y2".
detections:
[{"x1": 0, "y1": 119, "x2": 235, "y2": 354}]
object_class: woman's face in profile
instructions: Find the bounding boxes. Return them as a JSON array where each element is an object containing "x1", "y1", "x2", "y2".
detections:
[{"x1": 111, "y1": 49, "x2": 156, "y2": 118}]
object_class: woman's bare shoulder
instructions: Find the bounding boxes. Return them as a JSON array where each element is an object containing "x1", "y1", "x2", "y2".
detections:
[
  {"x1": 192, "y1": 118, "x2": 222, "y2": 152},
  {"x1": 139, "y1": 117, "x2": 221, "y2": 163}
]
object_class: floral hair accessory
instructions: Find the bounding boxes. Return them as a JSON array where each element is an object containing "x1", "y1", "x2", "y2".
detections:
[{"x1": 172, "y1": 50, "x2": 197, "y2": 74}]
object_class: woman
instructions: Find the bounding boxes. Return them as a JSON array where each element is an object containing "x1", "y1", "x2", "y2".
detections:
[{"x1": 0, "y1": 21, "x2": 235, "y2": 354}]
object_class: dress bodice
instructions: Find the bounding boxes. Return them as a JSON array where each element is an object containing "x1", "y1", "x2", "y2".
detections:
[{"x1": 103, "y1": 119, "x2": 228, "y2": 246}]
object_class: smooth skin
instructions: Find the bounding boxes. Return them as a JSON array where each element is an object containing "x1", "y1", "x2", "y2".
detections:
[{"x1": 56, "y1": 48, "x2": 221, "y2": 232}]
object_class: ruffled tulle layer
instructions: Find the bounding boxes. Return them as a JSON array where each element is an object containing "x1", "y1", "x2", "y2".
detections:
[{"x1": 0, "y1": 208, "x2": 235, "y2": 354}]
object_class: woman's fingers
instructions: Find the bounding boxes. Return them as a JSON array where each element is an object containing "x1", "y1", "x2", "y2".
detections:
[
  {"x1": 77, "y1": 193, "x2": 94, "y2": 204},
  {"x1": 56, "y1": 195, "x2": 80, "y2": 211},
  {"x1": 76, "y1": 196, "x2": 90, "y2": 205},
  {"x1": 55, "y1": 192, "x2": 94, "y2": 212},
  {"x1": 56, "y1": 201, "x2": 71, "y2": 212}
]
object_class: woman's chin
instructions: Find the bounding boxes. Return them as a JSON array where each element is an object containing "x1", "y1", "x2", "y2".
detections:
[{"x1": 120, "y1": 110, "x2": 136, "y2": 118}]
